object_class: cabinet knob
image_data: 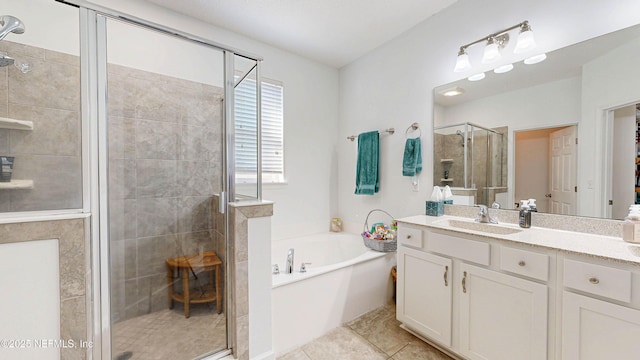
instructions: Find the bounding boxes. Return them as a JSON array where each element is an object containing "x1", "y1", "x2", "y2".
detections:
[
  {"x1": 589, "y1": 277, "x2": 600, "y2": 284},
  {"x1": 518, "y1": 260, "x2": 526, "y2": 267}
]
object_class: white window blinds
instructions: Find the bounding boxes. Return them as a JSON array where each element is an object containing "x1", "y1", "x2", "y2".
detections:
[{"x1": 234, "y1": 78, "x2": 284, "y2": 182}]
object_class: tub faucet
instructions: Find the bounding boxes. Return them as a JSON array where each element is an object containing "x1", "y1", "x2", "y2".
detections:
[
  {"x1": 477, "y1": 204, "x2": 498, "y2": 224},
  {"x1": 285, "y1": 248, "x2": 295, "y2": 274}
]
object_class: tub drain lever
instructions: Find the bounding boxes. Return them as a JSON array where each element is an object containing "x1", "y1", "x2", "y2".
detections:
[
  {"x1": 272, "y1": 264, "x2": 280, "y2": 274},
  {"x1": 300, "y1": 262, "x2": 312, "y2": 273}
]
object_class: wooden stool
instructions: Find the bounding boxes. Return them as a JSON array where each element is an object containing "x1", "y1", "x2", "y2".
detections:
[{"x1": 166, "y1": 251, "x2": 222, "y2": 318}]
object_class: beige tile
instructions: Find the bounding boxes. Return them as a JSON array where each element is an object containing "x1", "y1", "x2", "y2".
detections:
[
  {"x1": 9, "y1": 154, "x2": 82, "y2": 211},
  {"x1": 391, "y1": 341, "x2": 451, "y2": 360},
  {"x1": 301, "y1": 327, "x2": 388, "y2": 360},
  {"x1": 136, "y1": 159, "x2": 178, "y2": 198},
  {"x1": 8, "y1": 103, "x2": 81, "y2": 156},
  {"x1": 278, "y1": 348, "x2": 312, "y2": 360},
  {"x1": 348, "y1": 305, "x2": 414, "y2": 356}
]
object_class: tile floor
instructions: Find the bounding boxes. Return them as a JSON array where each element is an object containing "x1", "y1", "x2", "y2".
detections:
[
  {"x1": 111, "y1": 305, "x2": 226, "y2": 360},
  {"x1": 278, "y1": 303, "x2": 454, "y2": 360}
]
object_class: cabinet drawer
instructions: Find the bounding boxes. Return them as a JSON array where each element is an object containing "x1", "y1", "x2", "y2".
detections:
[
  {"x1": 500, "y1": 246, "x2": 549, "y2": 282},
  {"x1": 426, "y1": 231, "x2": 490, "y2": 266},
  {"x1": 563, "y1": 259, "x2": 631, "y2": 303},
  {"x1": 397, "y1": 227, "x2": 423, "y2": 248}
]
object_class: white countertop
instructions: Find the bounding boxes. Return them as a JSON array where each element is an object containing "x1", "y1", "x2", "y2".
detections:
[{"x1": 397, "y1": 215, "x2": 640, "y2": 266}]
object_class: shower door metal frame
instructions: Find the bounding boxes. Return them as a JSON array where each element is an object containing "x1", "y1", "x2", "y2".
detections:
[{"x1": 71, "y1": 2, "x2": 263, "y2": 358}]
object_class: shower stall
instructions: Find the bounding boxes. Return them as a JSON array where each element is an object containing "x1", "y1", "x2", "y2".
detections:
[{"x1": 433, "y1": 122, "x2": 507, "y2": 207}]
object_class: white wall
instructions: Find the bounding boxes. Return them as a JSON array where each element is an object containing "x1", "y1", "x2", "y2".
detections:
[{"x1": 338, "y1": 0, "x2": 640, "y2": 226}]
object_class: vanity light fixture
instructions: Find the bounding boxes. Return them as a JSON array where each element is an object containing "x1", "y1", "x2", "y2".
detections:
[
  {"x1": 524, "y1": 53, "x2": 547, "y2": 65},
  {"x1": 467, "y1": 73, "x2": 486, "y2": 81},
  {"x1": 453, "y1": 20, "x2": 537, "y2": 72},
  {"x1": 494, "y1": 63, "x2": 514, "y2": 74}
]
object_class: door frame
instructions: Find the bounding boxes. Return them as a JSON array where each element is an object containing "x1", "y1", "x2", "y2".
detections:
[{"x1": 602, "y1": 100, "x2": 640, "y2": 219}]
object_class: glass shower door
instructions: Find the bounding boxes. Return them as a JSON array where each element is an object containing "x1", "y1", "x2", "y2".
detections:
[{"x1": 103, "y1": 17, "x2": 227, "y2": 360}]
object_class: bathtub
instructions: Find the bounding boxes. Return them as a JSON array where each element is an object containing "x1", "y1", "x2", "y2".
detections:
[{"x1": 271, "y1": 232, "x2": 396, "y2": 355}]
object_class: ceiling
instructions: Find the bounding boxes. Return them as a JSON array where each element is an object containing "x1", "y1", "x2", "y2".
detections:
[{"x1": 144, "y1": 0, "x2": 458, "y2": 68}]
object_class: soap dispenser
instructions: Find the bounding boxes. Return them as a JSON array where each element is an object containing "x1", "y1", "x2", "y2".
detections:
[
  {"x1": 519, "y1": 200, "x2": 531, "y2": 228},
  {"x1": 622, "y1": 205, "x2": 640, "y2": 243},
  {"x1": 528, "y1": 199, "x2": 538, "y2": 212}
]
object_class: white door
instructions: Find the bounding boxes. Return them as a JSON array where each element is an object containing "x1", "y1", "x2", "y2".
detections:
[
  {"x1": 563, "y1": 291, "x2": 640, "y2": 360},
  {"x1": 397, "y1": 246, "x2": 452, "y2": 346},
  {"x1": 459, "y1": 263, "x2": 548, "y2": 360},
  {"x1": 549, "y1": 126, "x2": 577, "y2": 215}
]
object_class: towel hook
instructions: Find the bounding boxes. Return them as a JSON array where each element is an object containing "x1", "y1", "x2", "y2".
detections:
[{"x1": 405, "y1": 122, "x2": 421, "y2": 138}]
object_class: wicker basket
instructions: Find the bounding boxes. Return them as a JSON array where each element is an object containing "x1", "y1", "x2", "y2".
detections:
[{"x1": 361, "y1": 209, "x2": 397, "y2": 252}]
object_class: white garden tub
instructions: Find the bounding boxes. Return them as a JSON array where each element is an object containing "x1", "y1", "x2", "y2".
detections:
[{"x1": 271, "y1": 232, "x2": 396, "y2": 355}]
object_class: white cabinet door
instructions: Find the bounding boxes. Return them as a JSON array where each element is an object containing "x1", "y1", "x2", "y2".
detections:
[
  {"x1": 397, "y1": 246, "x2": 452, "y2": 346},
  {"x1": 563, "y1": 291, "x2": 640, "y2": 360},
  {"x1": 459, "y1": 263, "x2": 548, "y2": 360}
]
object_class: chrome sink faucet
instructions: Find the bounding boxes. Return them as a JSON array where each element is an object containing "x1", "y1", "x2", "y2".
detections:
[
  {"x1": 285, "y1": 248, "x2": 295, "y2": 274},
  {"x1": 477, "y1": 204, "x2": 498, "y2": 224}
]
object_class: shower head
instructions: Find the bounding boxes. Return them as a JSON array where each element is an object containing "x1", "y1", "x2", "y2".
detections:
[
  {"x1": 455, "y1": 130, "x2": 468, "y2": 146},
  {"x1": 0, "y1": 15, "x2": 25, "y2": 41}
]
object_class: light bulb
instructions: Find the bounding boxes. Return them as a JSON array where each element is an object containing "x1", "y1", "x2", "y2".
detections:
[
  {"x1": 514, "y1": 23, "x2": 536, "y2": 53},
  {"x1": 481, "y1": 38, "x2": 501, "y2": 63},
  {"x1": 454, "y1": 49, "x2": 471, "y2": 73}
]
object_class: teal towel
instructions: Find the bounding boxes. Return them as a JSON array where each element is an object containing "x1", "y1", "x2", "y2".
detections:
[
  {"x1": 402, "y1": 138, "x2": 422, "y2": 176},
  {"x1": 355, "y1": 131, "x2": 380, "y2": 195}
]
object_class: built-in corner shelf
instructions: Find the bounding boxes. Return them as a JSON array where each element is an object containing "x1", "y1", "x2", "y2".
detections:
[
  {"x1": 0, "y1": 117, "x2": 33, "y2": 131},
  {"x1": 440, "y1": 178, "x2": 454, "y2": 182},
  {"x1": 0, "y1": 180, "x2": 34, "y2": 190},
  {"x1": 440, "y1": 159, "x2": 454, "y2": 163}
]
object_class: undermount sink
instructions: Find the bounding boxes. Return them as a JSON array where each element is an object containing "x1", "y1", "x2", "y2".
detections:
[{"x1": 435, "y1": 219, "x2": 523, "y2": 235}]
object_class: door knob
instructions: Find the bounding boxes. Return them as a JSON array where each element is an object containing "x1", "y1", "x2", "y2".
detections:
[{"x1": 545, "y1": 194, "x2": 552, "y2": 198}]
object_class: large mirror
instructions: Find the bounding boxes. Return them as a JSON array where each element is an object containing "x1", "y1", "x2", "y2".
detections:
[{"x1": 434, "y1": 22, "x2": 640, "y2": 219}]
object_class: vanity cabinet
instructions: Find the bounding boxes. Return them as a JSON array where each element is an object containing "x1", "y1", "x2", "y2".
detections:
[
  {"x1": 396, "y1": 225, "x2": 551, "y2": 359},
  {"x1": 561, "y1": 257, "x2": 640, "y2": 359},
  {"x1": 562, "y1": 291, "x2": 640, "y2": 359},
  {"x1": 459, "y1": 263, "x2": 548, "y2": 360},
  {"x1": 397, "y1": 246, "x2": 452, "y2": 346},
  {"x1": 396, "y1": 216, "x2": 640, "y2": 359}
]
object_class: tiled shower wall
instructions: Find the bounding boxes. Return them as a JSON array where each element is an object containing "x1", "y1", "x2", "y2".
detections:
[
  {"x1": 107, "y1": 63, "x2": 225, "y2": 322},
  {"x1": 0, "y1": 40, "x2": 82, "y2": 212},
  {"x1": 0, "y1": 40, "x2": 225, "y2": 322}
]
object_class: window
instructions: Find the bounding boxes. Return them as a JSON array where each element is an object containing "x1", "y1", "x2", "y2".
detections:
[{"x1": 234, "y1": 77, "x2": 285, "y2": 183}]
